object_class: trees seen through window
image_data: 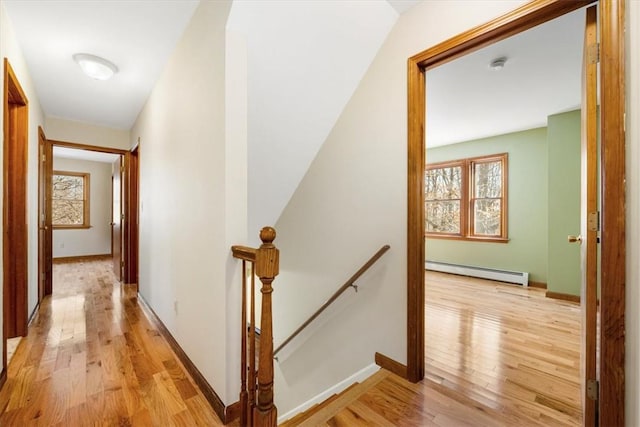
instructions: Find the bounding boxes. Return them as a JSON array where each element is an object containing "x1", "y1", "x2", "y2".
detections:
[{"x1": 425, "y1": 153, "x2": 507, "y2": 241}]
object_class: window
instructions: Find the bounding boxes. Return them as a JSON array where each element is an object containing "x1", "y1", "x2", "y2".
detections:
[
  {"x1": 425, "y1": 153, "x2": 507, "y2": 241},
  {"x1": 52, "y1": 171, "x2": 90, "y2": 229}
]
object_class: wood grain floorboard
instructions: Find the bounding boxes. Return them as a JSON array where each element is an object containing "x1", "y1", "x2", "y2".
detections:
[
  {"x1": 0, "y1": 258, "x2": 227, "y2": 426},
  {"x1": 320, "y1": 272, "x2": 582, "y2": 426}
]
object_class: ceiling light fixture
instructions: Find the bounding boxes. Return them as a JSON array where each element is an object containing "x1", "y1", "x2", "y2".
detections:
[
  {"x1": 73, "y1": 53, "x2": 118, "y2": 80},
  {"x1": 489, "y1": 56, "x2": 508, "y2": 71}
]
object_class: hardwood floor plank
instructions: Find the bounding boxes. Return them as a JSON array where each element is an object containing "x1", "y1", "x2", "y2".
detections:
[
  {"x1": 0, "y1": 258, "x2": 224, "y2": 425},
  {"x1": 297, "y1": 272, "x2": 582, "y2": 426}
]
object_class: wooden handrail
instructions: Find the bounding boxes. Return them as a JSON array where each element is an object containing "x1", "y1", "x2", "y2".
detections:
[
  {"x1": 232, "y1": 245, "x2": 257, "y2": 262},
  {"x1": 273, "y1": 244, "x2": 390, "y2": 357}
]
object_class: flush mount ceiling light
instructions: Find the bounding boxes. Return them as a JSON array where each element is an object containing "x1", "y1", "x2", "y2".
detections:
[
  {"x1": 489, "y1": 56, "x2": 508, "y2": 71},
  {"x1": 73, "y1": 53, "x2": 118, "y2": 80}
]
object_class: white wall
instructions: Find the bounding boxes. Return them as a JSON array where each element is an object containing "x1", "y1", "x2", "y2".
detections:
[
  {"x1": 45, "y1": 116, "x2": 130, "y2": 150},
  {"x1": 130, "y1": 0, "x2": 239, "y2": 404},
  {"x1": 625, "y1": 1, "x2": 640, "y2": 425},
  {"x1": 227, "y1": 0, "x2": 399, "y2": 244},
  {"x1": 52, "y1": 157, "x2": 113, "y2": 258},
  {"x1": 0, "y1": 3, "x2": 46, "y2": 335},
  {"x1": 224, "y1": 29, "x2": 248, "y2": 401},
  {"x1": 271, "y1": 0, "x2": 531, "y2": 415}
]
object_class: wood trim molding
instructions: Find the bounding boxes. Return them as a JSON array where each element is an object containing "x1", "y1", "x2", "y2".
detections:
[
  {"x1": 528, "y1": 281, "x2": 547, "y2": 289},
  {"x1": 599, "y1": 1, "x2": 626, "y2": 423},
  {"x1": 545, "y1": 291, "x2": 580, "y2": 304},
  {"x1": 409, "y1": 0, "x2": 593, "y2": 68},
  {"x1": 137, "y1": 293, "x2": 239, "y2": 424},
  {"x1": 49, "y1": 139, "x2": 129, "y2": 155},
  {"x1": 407, "y1": 45, "x2": 426, "y2": 384},
  {"x1": 225, "y1": 401, "x2": 241, "y2": 424},
  {"x1": 52, "y1": 254, "x2": 111, "y2": 264},
  {"x1": 28, "y1": 302, "x2": 40, "y2": 326},
  {"x1": 375, "y1": 352, "x2": 407, "y2": 379},
  {"x1": 3, "y1": 58, "x2": 30, "y2": 355},
  {"x1": 0, "y1": 368, "x2": 6, "y2": 390},
  {"x1": 407, "y1": 0, "x2": 626, "y2": 422}
]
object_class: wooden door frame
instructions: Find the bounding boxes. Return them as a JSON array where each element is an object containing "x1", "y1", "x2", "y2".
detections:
[
  {"x1": 46, "y1": 140, "x2": 129, "y2": 283},
  {"x1": 38, "y1": 126, "x2": 53, "y2": 299},
  {"x1": 112, "y1": 155, "x2": 124, "y2": 281},
  {"x1": 406, "y1": 0, "x2": 625, "y2": 424},
  {"x1": 3, "y1": 58, "x2": 29, "y2": 367},
  {"x1": 125, "y1": 143, "x2": 139, "y2": 286}
]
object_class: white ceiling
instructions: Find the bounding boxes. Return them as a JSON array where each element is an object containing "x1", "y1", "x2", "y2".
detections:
[
  {"x1": 2, "y1": 0, "x2": 200, "y2": 130},
  {"x1": 3, "y1": 0, "x2": 585, "y2": 234},
  {"x1": 426, "y1": 7, "x2": 585, "y2": 147},
  {"x1": 53, "y1": 146, "x2": 120, "y2": 163},
  {"x1": 387, "y1": 0, "x2": 420, "y2": 15}
]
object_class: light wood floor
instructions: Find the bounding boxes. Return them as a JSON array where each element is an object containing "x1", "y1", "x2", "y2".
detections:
[
  {"x1": 0, "y1": 262, "x2": 582, "y2": 426},
  {"x1": 0, "y1": 259, "x2": 224, "y2": 426},
  {"x1": 324, "y1": 272, "x2": 582, "y2": 426}
]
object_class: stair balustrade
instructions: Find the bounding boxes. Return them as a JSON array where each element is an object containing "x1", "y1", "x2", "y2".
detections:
[{"x1": 232, "y1": 227, "x2": 279, "y2": 427}]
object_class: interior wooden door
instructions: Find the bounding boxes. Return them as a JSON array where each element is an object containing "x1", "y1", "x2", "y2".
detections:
[
  {"x1": 112, "y1": 156, "x2": 123, "y2": 281},
  {"x1": 578, "y1": 5, "x2": 598, "y2": 425}
]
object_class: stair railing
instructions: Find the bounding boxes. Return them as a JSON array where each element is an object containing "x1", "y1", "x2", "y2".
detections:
[
  {"x1": 232, "y1": 227, "x2": 280, "y2": 427},
  {"x1": 273, "y1": 244, "x2": 390, "y2": 358}
]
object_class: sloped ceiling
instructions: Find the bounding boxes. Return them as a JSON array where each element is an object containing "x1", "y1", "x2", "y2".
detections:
[
  {"x1": 227, "y1": 1, "x2": 401, "y2": 237},
  {"x1": 3, "y1": 0, "x2": 582, "y2": 235}
]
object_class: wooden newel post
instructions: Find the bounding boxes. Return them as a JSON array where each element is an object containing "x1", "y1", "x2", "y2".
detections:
[{"x1": 253, "y1": 227, "x2": 279, "y2": 426}]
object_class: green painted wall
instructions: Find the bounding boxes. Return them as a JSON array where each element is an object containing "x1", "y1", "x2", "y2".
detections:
[
  {"x1": 547, "y1": 110, "x2": 581, "y2": 296},
  {"x1": 426, "y1": 127, "x2": 549, "y2": 283}
]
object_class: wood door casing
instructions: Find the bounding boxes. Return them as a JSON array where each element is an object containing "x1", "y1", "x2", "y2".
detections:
[
  {"x1": 37, "y1": 127, "x2": 53, "y2": 300},
  {"x1": 407, "y1": 0, "x2": 626, "y2": 423},
  {"x1": 3, "y1": 59, "x2": 29, "y2": 345},
  {"x1": 125, "y1": 146, "x2": 139, "y2": 285},
  {"x1": 112, "y1": 156, "x2": 123, "y2": 281}
]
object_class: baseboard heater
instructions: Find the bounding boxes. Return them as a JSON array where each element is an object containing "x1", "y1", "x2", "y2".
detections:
[{"x1": 425, "y1": 260, "x2": 529, "y2": 287}]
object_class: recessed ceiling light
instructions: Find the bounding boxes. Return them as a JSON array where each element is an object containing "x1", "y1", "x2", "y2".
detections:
[
  {"x1": 73, "y1": 53, "x2": 118, "y2": 80},
  {"x1": 489, "y1": 57, "x2": 508, "y2": 71}
]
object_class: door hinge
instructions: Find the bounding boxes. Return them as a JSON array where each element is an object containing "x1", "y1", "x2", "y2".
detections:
[
  {"x1": 41, "y1": 154, "x2": 46, "y2": 162},
  {"x1": 588, "y1": 211, "x2": 599, "y2": 232},
  {"x1": 588, "y1": 43, "x2": 600, "y2": 64},
  {"x1": 587, "y1": 379, "x2": 599, "y2": 401},
  {"x1": 120, "y1": 165, "x2": 125, "y2": 173},
  {"x1": 121, "y1": 260, "x2": 125, "y2": 267},
  {"x1": 121, "y1": 213, "x2": 125, "y2": 221}
]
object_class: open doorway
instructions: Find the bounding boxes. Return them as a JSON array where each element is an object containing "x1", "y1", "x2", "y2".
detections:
[
  {"x1": 423, "y1": 8, "x2": 585, "y2": 423},
  {"x1": 41, "y1": 139, "x2": 132, "y2": 291},
  {"x1": 406, "y1": 0, "x2": 625, "y2": 423}
]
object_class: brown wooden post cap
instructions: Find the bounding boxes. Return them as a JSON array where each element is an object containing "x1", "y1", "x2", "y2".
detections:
[{"x1": 260, "y1": 227, "x2": 276, "y2": 244}]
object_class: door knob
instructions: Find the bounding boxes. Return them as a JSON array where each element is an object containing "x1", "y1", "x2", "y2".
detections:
[{"x1": 568, "y1": 235, "x2": 582, "y2": 243}]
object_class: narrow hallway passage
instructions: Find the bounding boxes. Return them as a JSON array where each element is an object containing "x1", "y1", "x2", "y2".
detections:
[{"x1": 0, "y1": 258, "x2": 225, "y2": 426}]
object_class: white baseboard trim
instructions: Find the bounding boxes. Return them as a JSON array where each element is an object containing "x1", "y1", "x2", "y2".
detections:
[{"x1": 277, "y1": 363, "x2": 379, "y2": 424}]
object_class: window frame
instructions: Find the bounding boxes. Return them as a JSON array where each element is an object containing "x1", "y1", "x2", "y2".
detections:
[
  {"x1": 425, "y1": 153, "x2": 508, "y2": 242},
  {"x1": 52, "y1": 170, "x2": 91, "y2": 229}
]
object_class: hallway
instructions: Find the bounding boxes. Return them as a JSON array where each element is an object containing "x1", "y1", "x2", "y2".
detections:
[{"x1": 0, "y1": 259, "x2": 224, "y2": 425}]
